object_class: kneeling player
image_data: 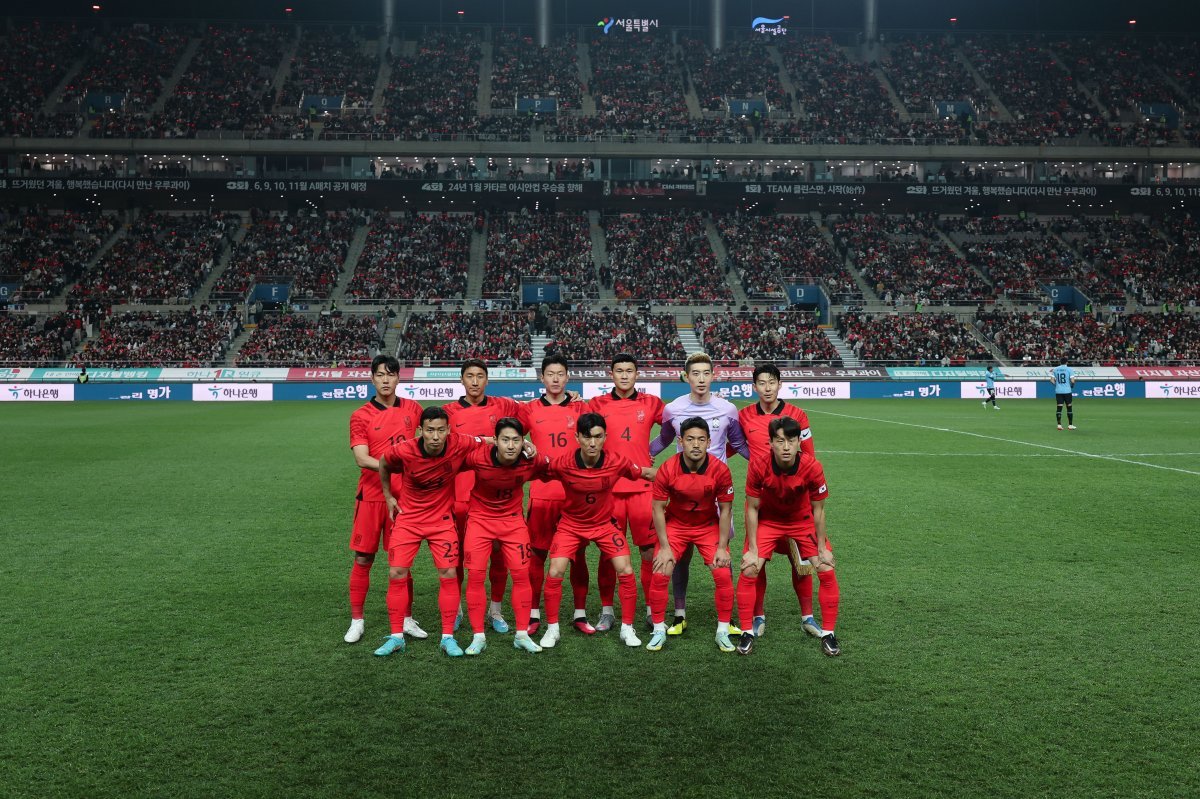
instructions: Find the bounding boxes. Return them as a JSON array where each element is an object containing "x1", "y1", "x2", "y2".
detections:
[
  {"x1": 460, "y1": 417, "x2": 549, "y2": 655},
  {"x1": 540, "y1": 413, "x2": 655, "y2": 649},
  {"x1": 647, "y1": 417, "x2": 735, "y2": 652},
  {"x1": 737, "y1": 417, "x2": 841, "y2": 657}
]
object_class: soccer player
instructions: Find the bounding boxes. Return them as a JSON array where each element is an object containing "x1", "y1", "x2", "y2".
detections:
[
  {"x1": 374, "y1": 407, "x2": 490, "y2": 658},
  {"x1": 983, "y1": 365, "x2": 1000, "y2": 409},
  {"x1": 344, "y1": 355, "x2": 426, "y2": 645},
  {"x1": 651, "y1": 352, "x2": 749, "y2": 635},
  {"x1": 737, "y1": 417, "x2": 840, "y2": 657},
  {"x1": 539, "y1": 412, "x2": 655, "y2": 649},
  {"x1": 647, "y1": 417, "x2": 735, "y2": 652},
  {"x1": 737, "y1": 362, "x2": 825, "y2": 640},
  {"x1": 518, "y1": 354, "x2": 593, "y2": 635},
  {"x1": 586, "y1": 353, "x2": 665, "y2": 631},
  {"x1": 444, "y1": 359, "x2": 524, "y2": 633},
  {"x1": 460, "y1": 417, "x2": 549, "y2": 655},
  {"x1": 1051, "y1": 359, "x2": 1077, "y2": 430}
]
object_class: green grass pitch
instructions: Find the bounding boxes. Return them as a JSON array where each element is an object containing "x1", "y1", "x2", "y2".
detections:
[{"x1": 2, "y1": 398, "x2": 1198, "y2": 798}]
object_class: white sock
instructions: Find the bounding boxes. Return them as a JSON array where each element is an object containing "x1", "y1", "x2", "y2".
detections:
[
  {"x1": 716, "y1": 622, "x2": 729, "y2": 634},
  {"x1": 654, "y1": 622, "x2": 667, "y2": 634},
  {"x1": 489, "y1": 601, "x2": 502, "y2": 616},
  {"x1": 601, "y1": 604, "x2": 614, "y2": 616},
  {"x1": 441, "y1": 633, "x2": 454, "y2": 640},
  {"x1": 350, "y1": 617, "x2": 363, "y2": 623},
  {"x1": 472, "y1": 632, "x2": 486, "y2": 643},
  {"x1": 822, "y1": 629, "x2": 835, "y2": 637},
  {"x1": 529, "y1": 609, "x2": 540, "y2": 619},
  {"x1": 403, "y1": 616, "x2": 416, "y2": 625},
  {"x1": 573, "y1": 609, "x2": 587, "y2": 621},
  {"x1": 621, "y1": 623, "x2": 635, "y2": 636},
  {"x1": 514, "y1": 630, "x2": 531, "y2": 640},
  {"x1": 545, "y1": 622, "x2": 560, "y2": 635},
  {"x1": 802, "y1": 615, "x2": 814, "y2": 622},
  {"x1": 674, "y1": 609, "x2": 686, "y2": 619}
]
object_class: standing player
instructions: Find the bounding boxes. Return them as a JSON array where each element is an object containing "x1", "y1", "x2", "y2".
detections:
[
  {"x1": 460, "y1": 417, "x2": 549, "y2": 655},
  {"x1": 651, "y1": 352, "x2": 749, "y2": 635},
  {"x1": 983, "y1": 365, "x2": 1000, "y2": 409},
  {"x1": 444, "y1": 359, "x2": 524, "y2": 633},
  {"x1": 737, "y1": 362, "x2": 824, "y2": 640},
  {"x1": 518, "y1": 354, "x2": 593, "y2": 635},
  {"x1": 539, "y1": 413, "x2": 655, "y2": 649},
  {"x1": 374, "y1": 407, "x2": 489, "y2": 658},
  {"x1": 647, "y1": 417, "x2": 735, "y2": 652},
  {"x1": 737, "y1": 417, "x2": 841, "y2": 657},
  {"x1": 344, "y1": 355, "x2": 425, "y2": 645},
  {"x1": 586, "y1": 354, "x2": 665, "y2": 631},
  {"x1": 1051, "y1": 359, "x2": 1076, "y2": 429}
]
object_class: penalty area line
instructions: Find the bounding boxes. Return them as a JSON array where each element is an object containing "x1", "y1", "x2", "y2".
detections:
[{"x1": 807, "y1": 409, "x2": 1200, "y2": 477}]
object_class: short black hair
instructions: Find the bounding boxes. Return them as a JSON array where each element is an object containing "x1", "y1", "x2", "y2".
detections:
[
  {"x1": 541, "y1": 353, "x2": 569, "y2": 374},
  {"x1": 495, "y1": 417, "x2": 524, "y2": 437},
  {"x1": 986, "y1": 365, "x2": 994, "y2": 371},
  {"x1": 577, "y1": 412, "x2": 606, "y2": 434},
  {"x1": 461, "y1": 358, "x2": 488, "y2": 376},
  {"x1": 419, "y1": 406, "x2": 450, "y2": 426},
  {"x1": 753, "y1": 363, "x2": 782, "y2": 382},
  {"x1": 768, "y1": 416, "x2": 803, "y2": 440},
  {"x1": 679, "y1": 416, "x2": 710, "y2": 438},
  {"x1": 371, "y1": 354, "x2": 400, "y2": 374},
  {"x1": 610, "y1": 353, "x2": 637, "y2": 369}
]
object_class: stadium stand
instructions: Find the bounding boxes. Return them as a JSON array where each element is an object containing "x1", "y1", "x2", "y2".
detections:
[
  {"x1": 695, "y1": 311, "x2": 839, "y2": 364},
  {"x1": 0, "y1": 209, "x2": 118, "y2": 302},
  {"x1": 681, "y1": 37, "x2": 787, "y2": 113},
  {"x1": 398, "y1": 311, "x2": 532, "y2": 365},
  {"x1": 235, "y1": 312, "x2": 384, "y2": 366},
  {"x1": 0, "y1": 21, "x2": 91, "y2": 138},
  {"x1": 345, "y1": 212, "x2": 471, "y2": 303},
  {"x1": 0, "y1": 310, "x2": 88, "y2": 365},
  {"x1": 75, "y1": 307, "x2": 240, "y2": 367},
  {"x1": 838, "y1": 312, "x2": 993, "y2": 365},
  {"x1": 602, "y1": 212, "x2": 733, "y2": 303},
  {"x1": 376, "y1": 31, "x2": 481, "y2": 141},
  {"x1": 589, "y1": 32, "x2": 690, "y2": 132},
  {"x1": 282, "y1": 27, "x2": 377, "y2": 110},
  {"x1": 484, "y1": 212, "x2": 596, "y2": 300},
  {"x1": 542, "y1": 310, "x2": 685, "y2": 362},
  {"x1": 881, "y1": 34, "x2": 992, "y2": 116},
  {"x1": 714, "y1": 213, "x2": 860, "y2": 302},
  {"x1": 970, "y1": 307, "x2": 1200, "y2": 364},
  {"x1": 490, "y1": 31, "x2": 582, "y2": 111}
]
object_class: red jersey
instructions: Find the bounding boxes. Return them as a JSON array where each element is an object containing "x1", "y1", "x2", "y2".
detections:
[
  {"x1": 463, "y1": 447, "x2": 552, "y2": 517},
  {"x1": 586, "y1": 389, "x2": 664, "y2": 494},
  {"x1": 548, "y1": 449, "x2": 645, "y2": 529},
  {"x1": 745, "y1": 452, "x2": 829, "y2": 530},
  {"x1": 349, "y1": 397, "x2": 422, "y2": 501},
  {"x1": 652, "y1": 453, "x2": 735, "y2": 531},
  {"x1": 738, "y1": 400, "x2": 815, "y2": 461},
  {"x1": 444, "y1": 395, "x2": 524, "y2": 503},
  {"x1": 382, "y1": 433, "x2": 486, "y2": 527},
  {"x1": 518, "y1": 395, "x2": 587, "y2": 501}
]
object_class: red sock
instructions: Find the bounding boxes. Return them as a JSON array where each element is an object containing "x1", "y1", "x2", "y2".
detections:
[
  {"x1": 403, "y1": 574, "x2": 414, "y2": 619},
  {"x1": 639, "y1": 556, "x2": 654, "y2": 609},
  {"x1": 598, "y1": 556, "x2": 616, "y2": 606},
  {"x1": 438, "y1": 576, "x2": 460, "y2": 636},
  {"x1": 386, "y1": 576, "x2": 409, "y2": 636},
  {"x1": 528, "y1": 550, "x2": 546, "y2": 611},
  {"x1": 488, "y1": 554, "x2": 508, "y2": 604},
  {"x1": 649, "y1": 572, "x2": 670, "y2": 624},
  {"x1": 735, "y1": 571, "x2": 757, "y2": 631},
  {"x1": 511, "y1": 570, "x2": 533, "y2": 631},
  {"x1": 817, "y1": 569, "x2": 839, "y2": 631},
  {"x1": 617, "y1": 572, "x2": 637, "y2": 625},
  {"x1": 754, "y1": 568, "x2": 767, "y2": 616},
  {"x1": 712, "y1": 566, "x2": 733, "y2": 623},
  {"x1": 570, "y1": 550, "x2": 590, "y2": 611},
  {"x1": 795, "y1": 572, "x2": 814, "y2": 617},
  {"x1": 466, "y1": 569, "x2": 487, "y2": 634},
  {"x1": 544, "y1": 576, "x2": 564, "y2": 624},
  {"x1": 349, "y1": 561, "x2": 370, "y2": 618}
]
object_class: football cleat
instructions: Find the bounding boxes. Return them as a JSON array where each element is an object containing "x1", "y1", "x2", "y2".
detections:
[
  {"x1": 981, "y1": 400, "x2": 987, "y2": 407},
  {"x1": 1068, "y1": 425, "x2": 1076, "y2": 430},
  {"x1": 403, "y1": 618, "x2": 428, "y2": 639},
  {"x1": 490, "y1": 615, "x2": 510, "y2": 634},
  {"x1": 727, "y1": 622, "x2": 743, "y2": 635},
  {"x1": 802, "y1": 616, "x2": 822, "y2": 637},
  {"x1": 736, "y1": 632, "x2": 755, "y2": 655},
  {"x1": 373, "y1": 635, "x2": 405, "y2": 657},
  {"x1": 715, "y1": 631, "x2": 735, "y2": 652},
  {"x1": 440, "y1": 636, "x2": 465, "y2": 657},
  {"x1": 667, "y1": 617, "x2": 688, "y2": 636},
  {"x1": 1057, "y1": 424, "x2": 1064, "y2": 430},
  {"x1": 344, "y1": 618, "x2": 365, "y2": 644},
  {"x1": 539, "y1": 626, "x2": 560, "y2": 649},
  {"x1": 595, "y1": 611, "x2": 616, "y2": 632},
  {"x1": 513, "y1": 633, "x2": 542, "y2": 654},
  {"x1": 454, "y1": 609, "x2": 463, "y2": 632},
  {"x1": 646, "y1": 631, "x2": 666, "y2": 651},
  {"x1": 619, "y1": 627, "x2": 642, "y2": 647},
  {"x1": 465, "y1": 637, "x2": 487, "y2": 656},
  {"x1": 752, "y1": 615, "x2": 767, "y2": 638},
  {"x1": 526, "y1": 618, "x2": 541, "y2": 637},
  {"x1": 573, "y1": 618, "x2": 597, "y2": 635},
  {"x1": 821, "y1": 633, "x2": 841, "y2": 657}
]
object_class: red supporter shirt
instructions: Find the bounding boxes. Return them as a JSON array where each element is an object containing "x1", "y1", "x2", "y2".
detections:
[
  {"x1": 463, "y1": 448, "x2": 552, "y2": 518},
  {"x1": 349, "y1": 397, "x2": 422, "y2": 502},
  {"x1": 444, "y1": 395, "x2": 523, "y2": 503},
  {"x1": 652, "y1": 453, "x2": 735, "y2": 531},
  {"x1": 738, "y1": 400, "x2": 815, "y2": 461},
  {"x1": 745, "y1": 452, "x2": 829, "y2": 530},
  {"x1": 518, "y1": 395, "x2": 587, "y2": 501},
  {"x1": 586, "y1": 389, "x2": 664, "y2": 494},
  {"x1": 548, "y1": 449, "x2": 645, "y2": 529},
  {"x1": 383, "y1": 433, "x2": 486, "y2": 527}
]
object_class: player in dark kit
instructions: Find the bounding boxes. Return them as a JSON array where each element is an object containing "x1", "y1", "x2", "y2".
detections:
[{"x1": 343, "y1": 355, "x2": 425, "y2": 645}]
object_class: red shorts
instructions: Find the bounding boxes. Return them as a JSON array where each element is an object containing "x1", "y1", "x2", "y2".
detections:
[
  {"x1": 527, "y1": 498, "x2": 564, "y2": 550},
  {"x1": 463, "y1": 514, "x2": 533, "y2": 572},
  {"x1": 350, "y1": 499, "x2": 391, "y2": 554},
  {"x1": 453, "y1": 500, "x2": 470, "y2": 540},
  {"x1": 613, "y1": 492, "x2": 655, "y2": 548},
  {"x1": 388, "y1": 522, "x2": 460, "y2": 569},
  {"x1": 657, "y1": 523, "x2": 723, "y2": 566},
  {"x1": 745, "y1": 522, "x2": 834, "y2": 561},
  {"x1": 549, "y1": 521, "x2": 630, "y2": 561}
]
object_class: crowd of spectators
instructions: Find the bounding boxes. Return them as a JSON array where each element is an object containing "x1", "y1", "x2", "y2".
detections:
[
  {"x1": 282, "y1": 27, "x2": 377, "y2": 109},
  {"x1": 0, "y1": 208, "x2": 117, "y2": 301},
  {"x1": 0, "y1": 310, "x2": 87, "y2": 364},
  {"x1": 398, "y1": 311, "x2": 531, "y2": 364},
  {"x1": 1154, "y1": 213, "x2": 1200, "y2": 305},
  {"x1": 1054, "y1": 215, "x2": 1197, "y2": 306},
  {"x1": 235, "y1": 312, "x2": 383, "y2": 365},
  {"x1": 346, "y1": 212, "x2": 471, "y2": 302},
  {"x1": 1113, "y1": 312, "x2": 1200, "y2": 363},
  {"x1": 590, "y1": 33, "x2": 690, "y2": 131},
  {"x1": 714, "y1": 213, "x2": 858, "y2": 301},
  {"x1": 76, "y1": 306, "x2": 239, "y2": 366},
  {"x1": 485, "y1": 211, "x2": 596, "y2": 299},
  {"x1": 695, "y1": 311, "x2": 838, "y2": 364},
  {"x1": 831, "y1": 213, "x2": 993, "y2": 304},
  {"x1": 975, "y1": 308, "x2": 1127, "y2": 364},
  {"x1": 213, "y1": 210, "x2": 360, "y2": 300},
  {"x1": 490, "y1": 31, "x2": 581, "y2": 111},
  {"x1": 882, "y1": 34, "x2": 991, "y2": 115},
  {"x1": 839, "y1": 312, "x2": 991, "y2": 365},
  {"x1": 543, "y1": 310, "x2": 683, "y2": 362},
  {"x1": 681, "y1": 37, "x2": 787, "y2": 113},
  {"x1": 0, "y1": 22, "x2": 90, "y2": 138},
  {"x1": 68, "y1": 211, "x2": 238, "y2": 305},
  {"x1": 959, "y1": 232, "x2": 1078, "y2": 301},
  {"x1": 379, "y1": 32, "x2": 481, "y2": 140},
  {"x1": 939, "y1": 215, "x2": 1042, "y2": 237},
  {"x1": 66, "y1": 25, "x2": 190, "y2": 112},
  {"x1": 1050, "y1": 38, "x2": 1184, "y2": 119},
  {"x1": 603, "y1": 212, "x2": 733, "y2": 303}
]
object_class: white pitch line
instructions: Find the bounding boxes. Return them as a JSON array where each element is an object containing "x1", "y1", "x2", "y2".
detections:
[
  {"x1": 820, "y1": 451, "x2": 1200, "y2": 458},
  {"x1": 807, "y1": 409, "x2": 1200, "y2": 477}
]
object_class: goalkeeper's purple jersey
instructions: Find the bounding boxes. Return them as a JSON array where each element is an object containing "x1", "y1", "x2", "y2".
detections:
[{"x1": 651, "y1": 393, "x2": 750, "y2": 462}]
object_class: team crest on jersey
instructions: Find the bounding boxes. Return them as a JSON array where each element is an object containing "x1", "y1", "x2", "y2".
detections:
[
  {"x1": 404, "y1": 416, "x2": 413, "y2": 428},
  {"x1": 566, "y1": 417, "x2": 576, "y2": 428},
  {"x1": 636, "y1": 410, "x2": 645, "y2": 424},
  {"x1": 711, "y1": 417, "x2": 722, "y2": 430},
  {"x1": 489, "y1": 414, "x2": 497, "y2": 424}
]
